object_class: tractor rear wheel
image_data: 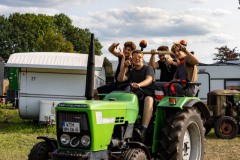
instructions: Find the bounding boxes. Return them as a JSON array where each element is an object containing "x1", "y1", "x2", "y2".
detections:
[
  {"x1": 123, "y1": 148, "x2": 148, "y2": 160},
  {"x1": 214, "y1": 116, "x2": 238, "y2": 139},
  {"x1": 28, "y1": 141, "x2": 50, "y2": 160},
  {"x1": 158, "y1": 107, "x2": 205, "y2": 160}
]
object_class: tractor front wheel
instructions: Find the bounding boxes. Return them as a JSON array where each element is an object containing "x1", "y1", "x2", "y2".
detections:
[
  {"x1": 214, "y1": 116, "x2": 238, "y2": 139},
  {"x1": 28, "y1": 141, "x2": 51, "y2": 160},
  {"x1": 123, "y1": 148, "x2": 148, "y2": 160},
  {"x1": 158, "y1": 107, "x2": 205, "y2": 160}
]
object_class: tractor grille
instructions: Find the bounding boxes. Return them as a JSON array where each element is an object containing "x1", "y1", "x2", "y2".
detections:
[{"x1": 57, "y1": 111, "x2": 91, "y2": 149}]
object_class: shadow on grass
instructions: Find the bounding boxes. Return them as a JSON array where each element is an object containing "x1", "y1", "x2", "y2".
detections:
[
  {"x1": 205, "y1": 132, "x2": 218, "y2": 139},
  {"x1": 0, "y1": 120, "x2": 54, "y2": 133},
  {"x1": 0, "y1": 109, "x2": 55, "y2": 134}
]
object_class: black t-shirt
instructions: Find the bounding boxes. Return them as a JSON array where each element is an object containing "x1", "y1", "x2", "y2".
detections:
[
  {"x1": 127, "y1": 65, "x2": 154, "y2": 83},
  {"x1": 127, "y1": 65, "x2": 155, "y2": 97},
  {"x1": 114, "y1": 57, "x2": 132, "y2": 83},
  {"x1": 114, "y1": 57, "x2": 122, "y2": 82},
  {"x1": 157, "y1": 60, "x2": 177, "y2": 82}
]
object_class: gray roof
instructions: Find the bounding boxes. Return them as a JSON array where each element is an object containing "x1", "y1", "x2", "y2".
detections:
[
  {"x1": 5, "y1": 52, "x2": 104, "y2": 71},
  {"x1": 198, "y1": 61, "x2": 240, "y2": 66}
]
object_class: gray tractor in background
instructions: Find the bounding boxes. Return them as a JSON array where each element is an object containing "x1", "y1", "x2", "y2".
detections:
[{"x1": 205, "y1": 89, "x2": 240, "y2": 139}]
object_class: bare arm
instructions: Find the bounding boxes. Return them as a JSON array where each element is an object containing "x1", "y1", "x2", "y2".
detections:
[
  {"x1": 108, "y1": 42, "x2": 121, "y2": 57},
  {"x1": 131, "y1": 75, "x2": 153, "y2": 89},
  {"x1": 165, "y1": 57, "x2": 178, "y2": 67},
  {"x1": 181, "y1": 46, "x2": 198, "y2": 65},
  {"x1": 117, "y1": 56, "x2": 129, "y2": 82},
  {"x1": 185, "y1": 50, "x2": 198, "y2": 64},
  {"x1": 138, "y1": 75, "x2": 153, "y2": 87},
  {"x1": 149, "y1": 50, "x2": 159, "y2": 69}
]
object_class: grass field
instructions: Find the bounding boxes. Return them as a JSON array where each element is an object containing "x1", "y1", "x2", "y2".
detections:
[{"x1": 1, "y1": 109, "x2": 240, "y2": 160}]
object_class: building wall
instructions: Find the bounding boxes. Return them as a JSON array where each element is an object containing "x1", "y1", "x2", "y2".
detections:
[{"x1": 198, "y1": 65, "x2": 240, "y2": 100}]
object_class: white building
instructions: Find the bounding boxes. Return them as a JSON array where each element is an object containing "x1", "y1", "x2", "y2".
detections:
[
  {"x1": 198, "y1": 61, "x2": 240, "y2": 100},
  {"x1": 5, "y1": 52, "x2": 105, "y2": 122}
]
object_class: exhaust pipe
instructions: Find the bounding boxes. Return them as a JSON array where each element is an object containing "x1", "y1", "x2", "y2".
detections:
[{"x1": 85, "y1": 33, "x2": 95, "y2": 100}]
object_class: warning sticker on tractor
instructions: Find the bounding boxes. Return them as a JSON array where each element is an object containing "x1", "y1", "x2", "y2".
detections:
[
  {"x1": 96, "y1": 112, "x2": 115, "y2": 124},
  {"x1": 62, "y1": 121, "x2": 80, "y2": 133}
]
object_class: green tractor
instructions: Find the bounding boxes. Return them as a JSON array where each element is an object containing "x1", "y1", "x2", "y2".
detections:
[{"x1": 28, "y1": 34, "x2": 210, "y2": 160}]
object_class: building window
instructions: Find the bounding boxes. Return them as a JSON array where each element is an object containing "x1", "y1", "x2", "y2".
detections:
[{"x1": 225, "y1": 79, "x2": 240, "y2": 91}]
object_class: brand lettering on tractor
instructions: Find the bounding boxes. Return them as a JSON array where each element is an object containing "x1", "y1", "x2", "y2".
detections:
[
  {"x1": 96, "y1": 112, "x2": 115, "y2": 124},
  {"x1": 58, "y1": 103, "x2": 88, "y2": 108}
]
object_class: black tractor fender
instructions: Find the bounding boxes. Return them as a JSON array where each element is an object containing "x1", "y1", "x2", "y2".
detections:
[
  {"x1": 183, "y1": 99, "x2": 210, "y2": 122},
  {"x1": 37, "y1": 136, "x2": 58, "y2": 151},
  {"x1": 126, "y1": 141, "x2": 151, "y2": 160}
]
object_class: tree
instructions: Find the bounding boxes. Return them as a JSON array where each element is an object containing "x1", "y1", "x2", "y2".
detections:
[
  {"x1": 0, "y1": 13, "x2": 103, "y2": 60},
  {"x1": 35, "y1": 29, "x2": 74, "y2": 52},
  {"x1": 54, "y1": 14, "x2": 102, "y2": 55},
  {"x1": 0, "y1": 15, "x2": 12, "y2": 60},
  {"x1": 213, "y1": 46, "x2": 240, "y2": 63}
]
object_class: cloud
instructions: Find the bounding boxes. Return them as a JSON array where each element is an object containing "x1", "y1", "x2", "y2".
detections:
[
  {"x1": 72, "y1": 7, "x2": 218, "y2": 40},
  {"x1": 184, "y1": 0, "x2": 209, "y2": 3},
  {"x1": 207, "y1": 34, "x2": 235, "y2": 43},
  {"x1": 0, "y1": 0, "x2": 98, "y2": 8},
  {"x1": 188, "y1": 8, "x2": 232, "y2": 16},
  {"x1": 0, "y1": 4, "x2": 59, "y2": 16}
]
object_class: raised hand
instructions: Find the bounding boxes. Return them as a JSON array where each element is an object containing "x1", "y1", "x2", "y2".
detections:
[{"x1": 150, "y1": 49, "x2": 157, "y2": 55}]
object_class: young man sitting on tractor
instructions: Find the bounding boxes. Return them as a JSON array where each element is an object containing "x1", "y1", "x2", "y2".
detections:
[
  {"x1": 149, "y1": 45, "x2": 178, "y2": 82},
  {"x1": 156, "y1": 42, "x2": 199, "y2": 97},
  {"x1": 94, "y1": 41, "x2": 136, "y2": 99},
  {"x1": 117, "y1": 49, "x2": 155, "y2": 141}
]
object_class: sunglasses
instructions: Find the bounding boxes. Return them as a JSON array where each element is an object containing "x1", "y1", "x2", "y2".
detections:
[
  {"x1": 132, "y1": 55, "x2": 143, "y2": 59},
  {"x1": 174, "y1": 50, "x2": 181, "y2": 54}
]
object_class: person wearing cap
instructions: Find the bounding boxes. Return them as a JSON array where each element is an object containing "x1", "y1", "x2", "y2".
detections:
[
  {"x1": 169, "y1": 42, "x2": 199, "y2": 96},
  {"x1": 149, "y1": 46, "x2": 178, "y2": 82},
  {"x1": 118, "y1": 50, "x2": 155, "y2": 142},
  {"x1": 179, "y1": 40, "x2": 187, "y2": 46},
  {"x1": 94, "y1": 41, "x2": 136, "y2": 99}
]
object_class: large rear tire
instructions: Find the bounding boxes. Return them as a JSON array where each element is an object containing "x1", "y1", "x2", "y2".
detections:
[
  {"x1": 123, "y1": 148, "x2": 148, "y2": 160},
  {"x1": 158, "y1": 107, "x2": 205, "y2": 160},
  {"x1": 214, "y1": 116, "x2": 238, "y2": 139},
  {"x1": 28, "y1": 141, "x2": 51, "y2": 160}
]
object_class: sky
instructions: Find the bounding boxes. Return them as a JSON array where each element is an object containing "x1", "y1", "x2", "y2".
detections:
[{"x1": 0, "y1": 0, "x2": 240, "y2": 64}]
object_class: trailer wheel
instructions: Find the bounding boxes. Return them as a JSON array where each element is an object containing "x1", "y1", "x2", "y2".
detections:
[
  {"x1": 214, "y1": 116, "x2": 238, "y2": 139},
  {"x1": 158, "y1": 107, "x2": 205, "y2": 160},
  {"x1": 123, "y1": 148, "x2": 148, "y2": 160},
  {"x1": 28, "y1": 141, "x2": 51, "y2": 160}
]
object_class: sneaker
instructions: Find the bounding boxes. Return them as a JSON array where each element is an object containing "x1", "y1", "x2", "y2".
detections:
[
  {"x1": 133, "y1": 128, "x2": 146, "y2": 142},
  {"x1": 140, "y1": 128, "x2": 146, "y2": 142}
]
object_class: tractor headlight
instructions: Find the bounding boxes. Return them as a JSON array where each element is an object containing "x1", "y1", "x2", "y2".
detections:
[
  {"x1": 81, "y1": 135, "x2": 90, "y2": 147},
  {"x1": 60, "y1": 134, "x2": 70, "y2": 145}
]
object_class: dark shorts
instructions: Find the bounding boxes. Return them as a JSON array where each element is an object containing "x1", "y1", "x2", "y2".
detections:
[
  {"x1": 97, "y1": 82, "x2": 130, "y2": 94},
  {"x1": 155, "y1": 82, "x2": 198, "y2": 97},
  {"x1": 173, "y1": 84, "x2": 199, "y2": 97}
]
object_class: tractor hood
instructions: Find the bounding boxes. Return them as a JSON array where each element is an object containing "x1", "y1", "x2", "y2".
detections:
[
  {"x1": 55, "y1": 92, "x2": 139, "y2": 151},
  {"x1": 56, "y1": 92, "x2": 139, "y2": 124}
]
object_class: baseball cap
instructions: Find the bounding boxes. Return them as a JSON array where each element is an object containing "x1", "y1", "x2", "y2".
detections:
[{"x1": 179, "y1": 40, "x2": 187, "y2": 46}]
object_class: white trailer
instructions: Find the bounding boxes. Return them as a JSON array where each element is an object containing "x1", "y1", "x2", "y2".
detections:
[
  {"x1": 198, "y1": 62, "x2": 240, "y2": 100},
  {"x1": 5, "y1": 52, "x2": 105, "y2": 122}
]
